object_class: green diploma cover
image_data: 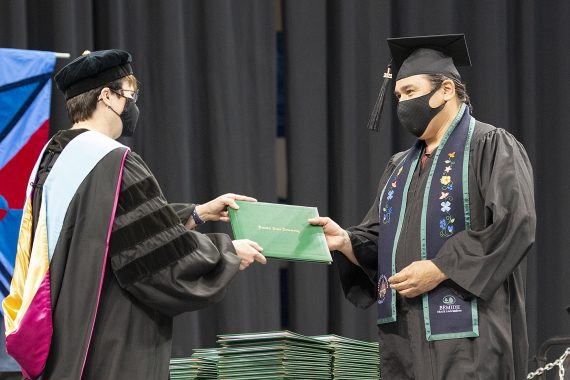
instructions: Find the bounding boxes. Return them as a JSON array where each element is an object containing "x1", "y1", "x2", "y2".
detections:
[{"x1": 228, "y1": 201, "x2": 332, "y2": 264}]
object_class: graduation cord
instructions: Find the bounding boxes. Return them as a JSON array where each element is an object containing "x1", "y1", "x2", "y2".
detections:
[{"x1": 527, "y1": 347, "x2": 570, "y2": 379}]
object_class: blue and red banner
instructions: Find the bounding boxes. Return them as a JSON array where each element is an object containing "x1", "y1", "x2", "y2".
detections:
[{"x1": 0, "y1": 48, "x2": 56, "y2": 301}]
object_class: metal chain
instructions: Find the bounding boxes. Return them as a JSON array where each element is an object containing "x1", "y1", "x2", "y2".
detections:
[{"x1": 527, "y1": 347, "x2": 570, "y2": 379}]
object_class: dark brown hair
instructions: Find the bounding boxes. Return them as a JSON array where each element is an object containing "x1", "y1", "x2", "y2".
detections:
[
  {"x1": 426, "y1": 74, "x2": 473, "y2": 114},
  {"x1": 65, "y1": 74, "x2": 138, "y2": 124}
]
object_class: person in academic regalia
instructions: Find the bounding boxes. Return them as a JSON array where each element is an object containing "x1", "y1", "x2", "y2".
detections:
[
  {"x1": 310, "y1": 34, "x2": 536, "y2": 379},
  {"x1": 2, "y1": 49, "x2": 267, "y2": 380}
]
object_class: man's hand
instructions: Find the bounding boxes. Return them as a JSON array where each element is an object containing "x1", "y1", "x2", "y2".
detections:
[
  {"x1": 195, "y1": 193, "x2": 257, "y2": 223},
  {"x1": 232, "y1": 239, "x2": 267, "y2": 270},
  {"x1": 308, "y1": 217, "x2": 360, "y2": 266},
  {"x1": 389, "y1": 260, "x2": 448, "y2": 298},
  {"x1": 308, "y1": 217, "x2": 349, "y2": 252}
]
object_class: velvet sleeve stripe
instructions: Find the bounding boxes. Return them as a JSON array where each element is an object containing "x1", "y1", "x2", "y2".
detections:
[
  {"x1": 112, "y1": 197, "x2": 165, "y2": 234},
  {"x1": 115, "y1": 177, "x2": 161, "y2": 217},
  {"x1": 113, "y1": 232, "x2": 197, "y2": 288},
  {"x1": 109, "y1": 206, "x2": 178, "y2": 254}
]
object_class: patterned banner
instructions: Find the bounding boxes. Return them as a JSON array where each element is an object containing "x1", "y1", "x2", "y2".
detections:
[{"x1": 0, "y1": 48, "x2": 56, "y2": 303}]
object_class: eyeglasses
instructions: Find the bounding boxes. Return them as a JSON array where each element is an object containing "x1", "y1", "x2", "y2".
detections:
[{"x1": 110, "y1": 88, "x2": 139, "y2": 103}]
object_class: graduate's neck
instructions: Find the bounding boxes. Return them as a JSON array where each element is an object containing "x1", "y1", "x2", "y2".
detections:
[
  {"x1": 422, "y1": 99, "x2": 462, "y2": 153},
  {"x1": 71, "y1": 107, "x2": 122, "y2": 140}
]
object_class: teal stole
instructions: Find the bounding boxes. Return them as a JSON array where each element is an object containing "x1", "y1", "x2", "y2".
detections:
[{"x1": 376, "y1": 104, "x2": 479, "y2": 341}]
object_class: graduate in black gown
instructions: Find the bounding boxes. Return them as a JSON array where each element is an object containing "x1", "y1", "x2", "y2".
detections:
[
  {"x1": 3, "y1": 50, "x2": 266, "y2": 379},
  {"x1": 310, "y1": 34, "x2": 535, "y2": 379}
]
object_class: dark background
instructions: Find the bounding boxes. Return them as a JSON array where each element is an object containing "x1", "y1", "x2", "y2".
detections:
[{"x1": 1, "y1": 0, "x2": 569, "y2": 374}]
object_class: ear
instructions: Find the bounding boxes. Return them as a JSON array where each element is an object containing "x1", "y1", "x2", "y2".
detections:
[
  {"x1": 98, "y1": 87, "x2": 112, "y2": 106},
  {"x1": 441, "y1": 79, "x2": 456, "y2": 101}
]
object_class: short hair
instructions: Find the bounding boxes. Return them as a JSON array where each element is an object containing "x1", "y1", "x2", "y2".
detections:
[
  {"x1": 426, "y1": 74, "x2": 473, "y2": 114},
  {"x1": 65, "y1": 74, "x2": 138, "y2": 124}
]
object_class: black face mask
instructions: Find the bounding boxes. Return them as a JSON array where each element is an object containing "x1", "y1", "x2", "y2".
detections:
[
  {"x1": 397, "y1": 86, "x2": 445, "y2": 138},
  {"x1": 103, "y1": 92, "x2": 140, "y2": 137},
  {"x1": 117, "y1": 98, "x2": 140, "y2": 137}
]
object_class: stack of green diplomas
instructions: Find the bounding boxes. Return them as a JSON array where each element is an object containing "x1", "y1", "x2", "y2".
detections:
[
  {"x1": 216, "y1": 331, "x2": 333, "y2": 379},
  {"x1": 229, "y1": 201, "x2": 332, "y2": 264},
  {"x1": 169, "y1": 348, "x2": 219, "y2": 379},
  {"x1": 313, "y1": 335, "x2": 380, "y2": 379}
]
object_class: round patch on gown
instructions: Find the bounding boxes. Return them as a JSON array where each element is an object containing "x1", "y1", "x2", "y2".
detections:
[{"x1": 377, "y1": 274, "x2": 390, "y2": 304}]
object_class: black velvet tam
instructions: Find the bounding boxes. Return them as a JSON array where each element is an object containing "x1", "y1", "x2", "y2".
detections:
[{"x1": 54, "y1": 49, "x2": 133, "y2": 99}]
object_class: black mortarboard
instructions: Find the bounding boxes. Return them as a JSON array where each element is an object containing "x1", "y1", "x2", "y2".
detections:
[
  {"x1": 54, "y1": 49, "x2": 133, "y2": 100},
  {"x1": 388, "y1": 34, "x2": 471, "y2": 81},
  {"x1": 367, "y1": 34, "x2": 471, "y2": 131}
]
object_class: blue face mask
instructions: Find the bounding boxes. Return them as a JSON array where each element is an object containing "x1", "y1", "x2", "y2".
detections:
[{"x1": 397, "y1": 86, "x2": 445, "y2": 138}]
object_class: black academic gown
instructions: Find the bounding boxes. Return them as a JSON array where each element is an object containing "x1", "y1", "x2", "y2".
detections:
[
  {"x1": 335, "y1": 121, "x2": 536, "y2": 380},
  {"x1": 29, "y1": 129, "x2": 240, "y2": 380}
]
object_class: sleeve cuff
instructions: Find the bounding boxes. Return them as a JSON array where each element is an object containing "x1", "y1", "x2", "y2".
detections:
[{"x1": 170, "y1": 203, "x2": 196, "y2": 224}]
